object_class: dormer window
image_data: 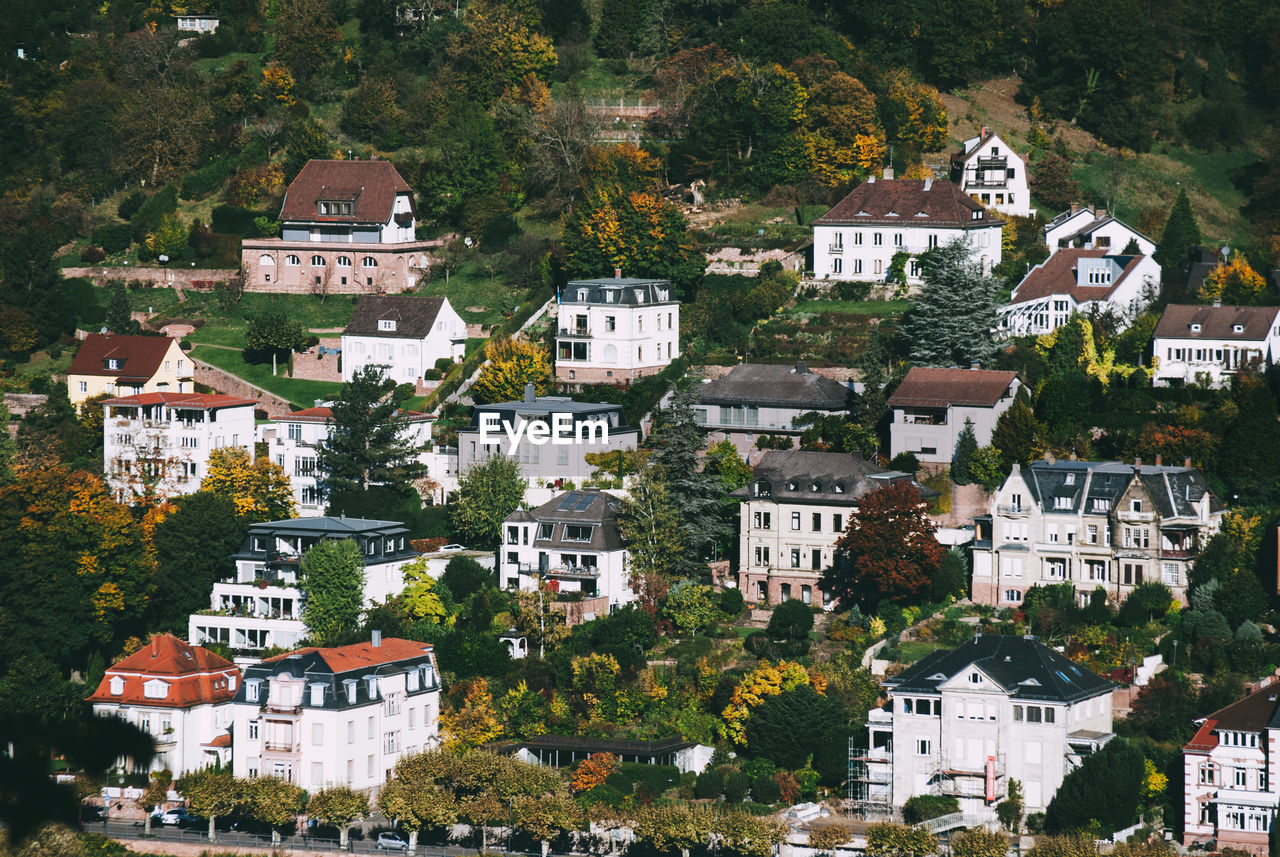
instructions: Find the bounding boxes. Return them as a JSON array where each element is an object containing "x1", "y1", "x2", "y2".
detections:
[
  {"x1": 106, "y1": 358, "x2": 122, "y2": 370},
  {"x1": 1233, "y1": 324, "x2": 1244, "y2": 334},
  {"x1": 378, "y1": 319, "x2": 397, "y2": 332},
  {"x1": 345, "y1": 679, "x2": 358, "y2": 704},
  {"x1": 577, "y1": 290, "x2": 588, "y2": 301},
  {"x1": 318, "y1": 200, "x2": 353, "y2": 216},
  {"x1": 144, "y1": 679, "x2": 169, "y2": 699},
  {"x1": 109, "y1": 676, "x2": 124, "y2": 695},
  {"x1": 1190, "y1": 323, "x2": 1201, "y2": 333},
  {"x1": 245, "y1": 679, "x2": 261, "y2": 702},
  {"x1": 309, "y1": 683, "x2": 325, "y2": 707},
  {"x1": 810, "y1": 482, "x2": 821, "y2": 492},
  {"x1": 833, "y1": 483, "x2": 845, "y2": 494},
  {"x1": 422, "y1": 662, "x2": 435, "y2": 687},
  {"x1": 366, "y1": 676, "x2": 379, "y2": 699},
  {"x1": 407, "y1": 669, "x2": 420, "y2": 691},
  {"x1": 787, "y1": 481, "x2": 799, "y2": 491}
]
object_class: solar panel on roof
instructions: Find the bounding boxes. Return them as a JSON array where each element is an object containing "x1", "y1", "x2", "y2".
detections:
[
  {"x1": 573, "y1": 494, "x2": 595, "y2": 511},
  {"x1": 557, "y1": 495, "x2": 578, "y2": 511}
]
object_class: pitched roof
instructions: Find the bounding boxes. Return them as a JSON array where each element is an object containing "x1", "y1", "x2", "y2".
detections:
[
  {"x1": 1014, "y1": 459, "x2": 1222, "y2": 519},
  {"x1": 516, "y1": 489, "x2": 625, "y2": 551},
  {"x1": 698, "y1": 362, "x2": 850, "y2": 409},
  {"x1": 103, "y1": 392, "x2": 257, "y2": 409},
  {"x1": 87, "y1": 634, "x2": 239, "y2": 709},
  {"x1": 1009, "y1": 248, "x2": 1146, "y2": 304},
  {"x1": 887, "y1": 634, "x2": 1113, "y2": 703},
  {"x1": 887, "y1": 367, "x2": 1018, "y2": 409},
  {"x1": 343, "y1": 295, "x2": 448, "y2": 339},
  {"x1": 562, "y1": 277, "x2": 678, "y2": 305},
  {"x1": 1055, "y1": 213, "x2": 1154, "y2": 248},
  {"x1": 1185, "y1": 683, "x2": 1280, "y2": 752},
  {"x1": 279, "y1": 159, "x2": 413, "y2": 225},
  {"x1": 68, "y1": 334, "x2": 177, "y2": 381},
  {"x1": 238, "y1": 638, "x2": 440, "y2": 712},
  {"x1": 1153, "y1": 304, "x2": 1280, "y2": 342},
  {"x1": 264, "y1": 637, "x2": 435, "y2": 674},
  {"x1": 812, "y1": 177, "x2": 998, "y2": 227},
  {"x1": 731, "y1": 450, "x2": 918, "y2": 505}
]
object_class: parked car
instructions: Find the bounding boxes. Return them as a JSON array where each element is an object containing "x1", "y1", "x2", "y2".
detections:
[
  {"x1": 437, "y1": 544, "x2": 466, "y2": 552},
  {"x1": 160, "y1": 808, "x2": 200, "y2": 827},
  {"x1": 376, "y1": 832, "x2": 410, "y2": 851}
]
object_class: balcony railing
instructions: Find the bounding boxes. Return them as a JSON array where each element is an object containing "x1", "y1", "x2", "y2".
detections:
[
  {"x1": 966, "y1": 179, "x2": 1010, "y2": 189},
  {"x1": 828, "y1": 243, "x2": 844, "y2": 253},
  {"x1": 976, "y1": 156, "x2": 1008, "y2": 168},
  {"x1": 262, "y1": 741, "x2": 299, "y2": 753},
  {"x1": 547, "y1": 565, "x2": 601, "y2": 578},
  {"x1": 996, "y1": 505, "x2": 1028, "y2": 516},
  {"x1": 558, "y1": 327, "x2": 591, "y2": 338}
]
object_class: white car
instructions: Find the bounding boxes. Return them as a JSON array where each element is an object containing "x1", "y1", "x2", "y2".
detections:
[
  {"x1": 437, "y1": 544, "x2": 466, "y2": 552},
  {"x1": 376, "y1": 832, "x2": 409, "y2": 851},
  {"x1": 160, "y1": 808, "x2": 199, "y2": 826}
]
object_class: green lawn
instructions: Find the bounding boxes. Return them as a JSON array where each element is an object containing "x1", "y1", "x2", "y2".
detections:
[
  {"x1": 191, "y1": 345, "x2": 343, "y2": 408},
  {"x1": 416, "y1": 263, "x2": 523, "y2": 327},
  {"x1": 186, "y1": 326, "x2": 247, "y2": 347},
  {"x1": 894, "y1": 640, "x2": 949, "y2": 664},
  {"x1": 88, "y1": 286, "x2": 183, "y2": 317},
  {"x1": 790, "y1": 299, "x2": 913, "y2": 316},
  {"x1": 153, "y1": 291, "x2": 360, "y2": 331}
]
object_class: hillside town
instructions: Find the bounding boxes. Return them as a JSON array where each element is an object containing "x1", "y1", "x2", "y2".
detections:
[{"x1": 3, "y1": 2, "x2": 1280, "y2": 857}]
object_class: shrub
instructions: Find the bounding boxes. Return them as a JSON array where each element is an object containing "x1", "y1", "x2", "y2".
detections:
[
  {"x1": 79, "y1": 246, "x2": 107, "y2": 264},
  {"x1": 902, "y1": 794, "x2": 959, "y2": 824},
  {"x1": 91, "y1": 223, "x2": 134, "y2": 254},
  {"x1": 392, "y1": 382, "x2": 415, "y2": 403},
  {"x1": 435, "y1": 357, "x2": 456, "y2": 372},
  {"x1": 724, "y1": 770, "x2": 751, "y2": 802},
  {"x1": 424, "y1": 368, "x2": 443, "y2": 381},
  {"x1": 211, "y1": 205, "x2": 267, "y2": 236},
  {"x1": 889, "y1": 451, "x2": 920, "y2": 473},
  {"x1": 833, "y1": 280, "x2": 871, "y2": 301},
  {"x1": 180, "y1": 158, "x2": 236, "y2": 200},
  {"x1": 718, "y1": 587, "x2": 745, "y2": 616},
  {"x1": 752, "y1": 773, "x2": 781, "y2": 804},
  {"x1": 694, "y1": 769, "x2": 723, "y2": 800},
  {"x1": 766, "y1": 599, "x2": 814, "y2": 641},
  {"x1": 117, "y1": 189, "x2": 147, "y2": 221}
]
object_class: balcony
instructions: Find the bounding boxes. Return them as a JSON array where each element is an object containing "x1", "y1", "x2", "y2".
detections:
[
  {"x1": 558, "y1": 327, "x2": 592, "y2": 338},
  {"x1": 265, "y1": 702, "x2": 302, "y2": 716},
  {"x1": 547, "y1": 564, "x2": 601, "y2": 579},
  {"x1": 967, "y1": 178, "x2": 1010, "y2": 189},
  {"x1": 976, "y1": 156, "x2": 1008, "y2": 169},
  {"x1": 1116, "y1": 509, "x2": 1155, "y2": 523},
  {"x1": 828, "y1": 243, "x2": 844, "y2": 254},
  {"x1": 262, "y1": 741, "x2": 299, "y2": 753},
  {"x1": 996, "y1": 505, "x2": 1028, "y2": 517}
]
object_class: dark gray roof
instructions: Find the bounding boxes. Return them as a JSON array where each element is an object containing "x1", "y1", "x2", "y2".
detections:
[
  {"x1": 344, "y1": 296, "x2": 447, "y2": 339},
  {"x1": 698, "y1": 363, "x2": 851, "y2": 409},
  {"x1": 234, "y1": 516, "x2": 414, "y2": 564},
  {"x1": 1017, "y1": 459, "x2": 1222, "y2": 519},
  {"x1": 247, "y1": 516, "x2": 408, "y2": 536},
  {"x1": 887, "y1": 635, "x2": 1113, "y2": 703},
  {"x1": 562, "y1": 277, "x2": 677, "y2": 305},
  {"x1": 732, "y1": 450, "x2": 916, "y2": 505},
  {"x1": 235, "y1": 638, "x2": 439, "y2": 712},
  {"x1": 513, "y1": 489, "x2": 624, "y2": 551},
  {"x1": 465, "y1": 393, "x2": 632, "y2": 431}
]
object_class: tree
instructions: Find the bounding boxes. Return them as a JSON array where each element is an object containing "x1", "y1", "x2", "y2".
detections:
[
  {"x1": 471, "y1": 339, "x2": 552, "y2": 405},
  {"x1": 743, "y1": 684, "x2": 849, "y2": 785},
  {"x1": 441, "y1": 556, "x2": 494, "y2": 601},
  {"x1": 299, "y1": 538, "x2": 365, "y2": 646},
  {"x1": 137, "y1": 770, "x2": 172, "y2": 836},
  {"x1": 245, "y1": 311, "x2": 305, "y2": 376},
  {"x1": 617, "y1": 463, "x2": 685, "y2": 608},
  {"x1": 441, "y1": 678, "x2": 503, "y2": 749},
  {"x1": 283, "y1": 118, "x2": 333, "y2": 182},
  {"x1": 399, "y1": 557, "x2": 449, "y2": 623},
  {"x1": 1030, "y1": 155, "x2": 1081, "y2": 212},
  {"x1": 632, "y1": 804, "x2": 715, "y2": 857},
  {"x1": 0, "y1": 403, "x2": 16, "y2": 487},
  {"x1": 525, "y1": 98, "x2": 598, "y2": 211},
  {"x1": 1221, "y1": 372, "x2": 1280, "y2": 506},
  {"x1": 953, "y1": 828, "x2": 1010, "y2": 857},
  {"x1": 703, "y1": 439, "x2": 751, "y2": 490},
  {"x1": 661, "y1": 582, "x2": 721, "y2": 636},
  {"x1": 1027, "y1": 835, "x2": 1101, "y2": 857},
  {"x1": 273, "y1": 0, "x2": 343, "y2": 86},
  {"x1": 766, "y1": 599, "x2": 814, "y2": 640},
  {"x1": 513, "y1": 791, "x2": 581, "y2": 857},
  {"x1": 991, "y1": 399, "x2": 1047, "y2": 470},
  {"x1": 149, "y1": 492, "x2": 247, "y2": 632},
  {"x1": 952, "y1": 418, "x2": 978, "y2": 485},
  {"x1": 317, "y1": 366, "x2": 427, "y2": 496},
  {"x1": 824, "y1": 481, "x2": 943, "y2": 608},
  {"x1": 175, "y1": 769, "x2": 242, "y2": 841},
  {"x1": 1154, "y1": 187, "x2": 1201, "y2": 284},
  {"x1": 1199, "y1": 252, "x2": 1270, "y2": 305},
  {"x1": 864, "y1": 823, "x2": 937, "y2": 857},
  {"x1": 461, "y1": 792, "x2": 507, "y2": 852},
  {"x1": 446, "y1": 0, "x2": 557, "y2": 108},
  {"x1": 901, "y1": 795, "x2": 959, "y2": 824},
  {"x1": 379, "y1": 778, "x2": 457, "y2": 853},
  {"x1": 570, "y1": 752, "x2": 618, "y2": 792},
  {"x1": 244, "y1": 776, "x2": 305, "y2": 846},
  {"x1": 105, "y1": 282, "x2": 132, "y2": 334},
  {"x1": 1045, "y1": 738, "x2": 1145, "y2": 835},
  {"x1": 200, "y1": 447, "x2": 296, "y2": 521},
  {"x1": 901, "y1": 241, "x2": 1001, "y2": 368},
  {"x1": 808, "y1": 825, "x2": 853, "y2": 856},
  {"x1": 998, "y1": 778, "x2": 1024, "y2": 831},
  {"x1": 450, "y1": 456, "x2": 527, "y2": 549},
  {"x1": 307, "y1": 786, "x2": 369, "y2": 849}
]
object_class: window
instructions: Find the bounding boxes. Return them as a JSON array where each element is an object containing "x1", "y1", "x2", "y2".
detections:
[
  {"x1": 1004, "y1": 589, "x2": 1023, "y2": 603},
  {"x1": 386, "y1": 692, "x2": 402, "y2": 716},
  {"x1": 969, "y1": 672, "x2": 982, "y2": 684},
  {"x1": 790, "y1": 548, "x2": 801, "y2": 568},
  {"x1": 894, "y1": 233, "x2": 903, "y2": 247},
  {"x1": 853, "y1": 259, "x2": 863, "y2": 274},
  {"x1": 915, "y1": 739, "x2": 931, "y2": 756},
  {"x1": 362, "y1": 256, "x2": 377, "y2": 267},
  {"x1": 312, "y1": 723, "x2": 324, "y2": 746},
  {"x1": 378, "y1": 319, "x2": 397, "y2": 332},
  {"x1": 318, "y1": 200, "x2": 352, "y2": 215},
  {"x1": 1130, "y1": 499, "x2": 1143, "y2": 513},
  {"x1": 1044, "y1": 707, "x2": 1055, "y2": 724},
  {"x1": 384, "y1": 732, "x2": 400, "y2": 753},
  {"x1": 753, "y1": 511, "x2": 771, "y2": 529},
  {"x1": 249, "y1": 720, "x2": 260, "y2": 740},
  {"x1": 874, "y1": 259, "x2": 883, "y2": 275},
  {"x1": 565, "y1": 525, "x2": 593, "y2": 541},
  {"x1": 791, "y1": 512, "x2": 801, "y2": 530},
  {"x1": 1236, "y1": 768, "x2": 1248, "y2": 787},
  {"x1": 311, "y1": 255, "x2": 325, "y2": 266},
  {"x1": 1027, "y1": 706, "x2": 1042, "y2": 723},
  {"x1": 754, "y1": 546, "x2": 770, "y2": 566},
  {"x1": 605, "y1": 316, "x2": 616, "y2": 332},
  {"x1": 1087, "y1": 525, "x2": 1098, "y2": 544},
  {"x1": 853, "y1": 232, "x2": 863, "y2": 245},
  {"x1": 337, "y1": 256, "x2": 352, "y2": 267},
  {"x1": 346, "y1": 721, "x2": 355, "y2": 744},
  {"x1": 285, "y1": 254, "x2": 300, "y2": 266},
  {"x1": 874, "y1": 233, "x2": 883, "y2": 246},
  {"x1": 309, "y1": 684, "x2": 324, "y2": 706},
  {"x1": 832, "y1": 257, "x2": 842, "y2": 274},
  {"x1": 832, "y1": 232, "x2": 843, "y2": 249},
  {"x1": 812, "y1": 513, "x2": 822, "y2": 531},
  {"x1": 1163, "y1": 563, "x2": 1179, "y2": 586},
  {"x1": 78, "y1": 381, "x2": 88, "y2": 393},
  {"x1": 537, "y1": 523, "x2": 553, "y2": 540},
  {"x1": 246, "y1": 680, "x2": 261, "y2": 702},
  {"x1": 109, "y1": 676, "x2": 124, "y2": 695},
  {"x1": 833, "y1": 514, "x2": 842, "y2": 531}
]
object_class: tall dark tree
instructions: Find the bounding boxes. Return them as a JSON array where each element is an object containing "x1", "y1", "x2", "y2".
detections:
[
  {"x1": 318, "y1": 366, "x2": 427, "y2": 497},
  {"x1": 744, "y1": 683, "x2": 850, "y2": 785},
  {"x1": 1045, "y1": 738, "x2": 1145, "y2": 835},
  {"x1": 991, "y1": 398, "x2": 1047, "y2": 470},
  {"x1": 1154, "y1": 187, "x2": 1202, "y2": 287},
  {"x1": 952, "y1": 418, "x2": 978, "y2": 485},
  {"x1": 105, "y1": 281, "x2": 133, "y2": 334},
  {"x1": 901, "y1": 240, "x2": 1001, "y2": 368},
  {"x1": 299, "y1": 538, "x2": 365, "y2": 646},
  {"x1": 1221, "y1": 371, "x2": 1280, "y2": 506},
  {"x1": 149, "y1": 492, "x2": 248, "y2": 633}
]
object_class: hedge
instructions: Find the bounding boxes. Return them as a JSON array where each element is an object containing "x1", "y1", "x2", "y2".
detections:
[
  {"x1": 211, "y1": 205, "x2": 272, "y2": 237},
  {"x1": 91, "y1": 223, "x2": 134, "y2": 254}
]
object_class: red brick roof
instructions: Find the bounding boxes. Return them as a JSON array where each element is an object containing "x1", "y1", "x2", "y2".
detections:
[
  {"x1": 1154, "y1": 304, "x2": 1280, "y2": 342},
  {"x1": 812, "y1": 177, "x2": 997, "y2": 227},
  {"x1": 887, "y1": 367, "x2": 1019, "y2": 409},
  {"x1": 87, "y1": 635, "x2": 239, "y2": 709},
  {"x1": 68, "y1": 334, "x2": 177, "y2": 381},
  {"x1": 265, "y1": 638, "x2": 435, "y2": 675},
  {"x1": 267, "y1": 406, "x2": 432, "y2": 422},
  {"x1": 103, "y1": 392, "x2": 257, "y2": 409},
  {"x1": 1009, "y1": 248, "x2": 1145, "y2": 304},
  {"x1": 280, "y1": 160, "x2": 413, "y2": 225}
]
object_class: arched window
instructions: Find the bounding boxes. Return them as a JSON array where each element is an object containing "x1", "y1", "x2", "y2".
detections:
[
  {"x1": 285, "y1": 254, "x2": 300, "y2": 266},
  {"x1": 336, "y1": 256, "x2": 352, "y2": 267},
  {"x1": 311, "y1": 255, "x2": 325, "y2": 266},
  {"x1": 362, "y1": 256, "x2": 378, "y2": 267},
  {"x1": 258, "y1": 254, "x2": 275, "y2": 266}
]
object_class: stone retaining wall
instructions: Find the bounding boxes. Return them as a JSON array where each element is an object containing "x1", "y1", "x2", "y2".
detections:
[
  {"x1": 61, "y1": 266, "x2": 233, "y2": 288},
  {"x1": 193, "y1": 358, "x2": 294, "y2": 416}
]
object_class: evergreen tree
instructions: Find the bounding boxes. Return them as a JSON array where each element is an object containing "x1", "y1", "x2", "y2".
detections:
[
  {"x1": 1045, "y1": 738, "x2": 1145, "y2": 835},
  {"x1": 299, "y1": 538, "x2": 365, "y2": 646},
  {"x1": 1154, "y1": 187, "x2": 1201, "y2": 285},
  {"x1": 449, "y1": 455, "x2": 526, "y2": 549},
  {"x1": 1221, "y1": 371, "x2": 1280, "y2": 506},
  {"x1": 105, "y1": 282, "x2": 133, "y2": 334},
  {"x1": 991, "y1": 398, "x2": 1047, "y2": 470},
  {"x1": 901, "y1": 240, "x2": 1001, "y2": 368},
  {"x1": 952, "y1": 418, "x2": 978, "y2": 485},
  {"x1": 318, "y1": 366, "x2": 427, "y2": 497}
]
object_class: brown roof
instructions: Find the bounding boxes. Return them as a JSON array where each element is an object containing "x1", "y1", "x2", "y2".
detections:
[
  {"x1": 343, "y1": 295, "x2": 447, "y2": 339},
  {"x1": 1153, "y1": 304, "x2": 1280, "y2": 342},
  {"x1": 1183, "y1": 683, "x2": 1280, "y2": 753},
  {"x1": 698, "y1": 362, "x2": 850, "y2": 409},
  {"x1": 279, "y1": 159, "x2": 413, "y2": 225},
  {"x1": 87, "y1": 635, "x2": 239, "y2": 709},
  {"x1": 103, "y1": 392, "x2": 256, "y2": 409},
  {"x1": 1009, "y1": 248, "x2": 1145, "y2": 304},
  {"x1": 887, "y1": 367, "x2": 1019, "y2": 409},
  {"x1": 812, "y1": 177, "x2": 998, "y2": 227},
  {"x1": 265, "y1": 638, "x2": 435, "y2": 674},
  {"x1": 68, "y1": 334, "x2": 177, "y2": 381}
]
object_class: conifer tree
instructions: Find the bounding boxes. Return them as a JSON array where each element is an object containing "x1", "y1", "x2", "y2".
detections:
[
  {"x1": 1154, "y1": 187, "x2": 1201, "y2": 284},
  {"x1": 952, "y1": 418, "x2": 978, "y2": 485},
  {"x1": 991, "y1": 398, "x2": 1047, "y2": 470},
  {"x1": 901, "y1": 240, "x2": 1001, "y2": 368},
  {"x1": 317, "y1": 365, "x2": 426, "y2": 496}
]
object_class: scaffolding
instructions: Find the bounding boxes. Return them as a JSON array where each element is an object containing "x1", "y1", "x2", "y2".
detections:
[{"x1": 847, "y1": 736, "x2": 893, "y2": 820}]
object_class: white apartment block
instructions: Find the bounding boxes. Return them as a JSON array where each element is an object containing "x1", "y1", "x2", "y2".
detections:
[
  {"x1": 1043, "y1": 206, "x2": 1156, "y2": 257},
  {"x1": 229, "y1": 634, "x2": 440, "y2": 793},
  {"x1": 734, "y1": 451, "x2": 918, "y2": 607},
  {"x1": 89, "y1": 634, "x2": 240, "y2": 776},
  {"x1": 812, "y1": 173, "x2": 1004, "y2": 287},
  {"x1": 102, "y1": 392, "x2": 256, "y2": 502},
  {"x1": 190, "y1": 517, "x2": 418, "y2": 653},
  {"x1": 951, "y1": 128, "x2": 1033, "y2": 218},
  {"x1": 341, "y1": 295, "x2": 466, "y2": 387},
  {"x1": 555, "y1": 275, "x2": 680, "y2": 385},
  {"x1": 887, "y1": 367, "x2": 1020, "y2": 465},
  {"x1": 971, "y1": 457, "x2": 1223, "y2": 608},
  {"x1": 1002, "y1": 249, "x2": 1160, "y2": 337},
  {"x1": 1183, "y1": 680, "x2": 1280, "y2": 856},
  {"x1": 854, "y1": 635, "x2": 1114, "y2": 818},
  {"x1": 499, "y1": 489, "x2": 635, "y2": 610},
  {"x1": 1153, "y1": 304, "x2": 1280, "y2": 389}
]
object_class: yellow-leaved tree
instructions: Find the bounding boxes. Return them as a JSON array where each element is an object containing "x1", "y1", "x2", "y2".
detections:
[
  {"x1": 440, "y1": 678, "x2": 503, "y2": 749},
  {"x1": 470, "y1": 338, "x2": 552, "y2": 405},
  {"x1": 1199, "y1": 251, "x2": 1269, "y2": 305},
  {"x1": 200, "y1": 447, "x2": 296, "y2": 521},
  {"x1": 399, "y1": 556, "x2": 449, "y2": 623},
  {"x1": 721, "y1": 660, "x2": 827, "y2": 744}
]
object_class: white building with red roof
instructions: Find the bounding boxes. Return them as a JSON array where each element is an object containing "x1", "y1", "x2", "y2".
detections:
[
  {"x1": 1153, "y1": 304, "x2": 1280, "y2": 389},
  {"x1": 67, "y1": 333, "x2": 191, "y2": 408},
  {"x1": 228, "y1": 633, "x2": 440, "y2": 793},
  {"x1": 812, "y1": 171, "x2": 1004, "y2": 287},
  {"x1": 88, "y1": 634, "x2": 240, "y2": 775},
  {"x1": 886, "y1": 367, "x2": 1021, "y2": 465},
  {"x1": 1000, "y1": 248, "x2": 1160, "y2": 337},
  {"x1": 102, "y1": 392, "x2": 257, "y2": 502},
  {"x1": 240, "y1": 159, "x2": 443, "y2": 294}
]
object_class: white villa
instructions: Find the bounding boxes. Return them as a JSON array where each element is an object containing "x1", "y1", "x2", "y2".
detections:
[
  {"x1": 1043, "y1": 206, "x2": 1156, "y2": 257},
  {"x1": 950, "y1": 128, "x2": 1033, "y2": 218},
  {"x1": 1001, "y1": 248, "x2": 1160, "y2": 337},
  {"x1": 1152, "y1": 304, "x2": 1280, "y2": 389},
  {"x1": 341, "y1": 295, "x2": 466, "y2": 388},
  {"x1": 555, "y1": 274, "x2": 680, "y2": 386},
  {"x1": 886, "y1": 367, "x2": 1020, "y2": 465}
]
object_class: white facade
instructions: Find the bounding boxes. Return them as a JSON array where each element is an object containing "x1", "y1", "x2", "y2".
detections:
[
  {"x1": 1001, "y1": 251, "x2": 1160, "y2": 337},
  {"x1": 886, "y1": 368, "x2": 1021, "y2": 465},
  {"x1": 953, "y1": 130, "x2": 1033, "y2": 218},
  {"x1": 102, "y1": 393, "x2": 256, "y2": 502},
  {"x1": 1043, "y1": 206, "x2": 1156, "y2": 257},
  {"x1": 1153, "y1": 305, "x2": 1280, "y2": 389},
  {"x1": 555, "y1": 277, "x2": 680, "y2": 385},
  {"x1": 341, "y1": 297, "x2": 466, "y2": 386},
  {"x1": 229, "y1": 637, "x2": 440, "y2": 793},
  {"x1": 175, "y1": 15, "x2": 219, "y2": 31}
]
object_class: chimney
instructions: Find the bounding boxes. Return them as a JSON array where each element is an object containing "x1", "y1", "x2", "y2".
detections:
[
  {"x1": 1213, "y1": 299, "x2": 1222, "y2": 308},
  {"x1": 151, "y1": 636, "x2": 159, "y2": 658},
  {"x1": 981, "y1": 125, "x2": 991, "y2": 140},
  {"x1": 794, "y1": 360, "x2": 808, "y2": 375},
  {"x1": 1134, "y1": 456, "x2": 1142, "y2": 471},
  {"x1": 970, "y1": 361, "x2": 980, "y2": 371},
  {"x1": 1155, "y1": 454, "x2": 1162, "y2": 467},
  {"x1": 882, "y1": 167, "x2": 894, "y2": 181},
  {"x1": 1070, "y1": 203, "x2": 1080, "y2": 214},
  {"x1": 372, "y1": 630, "x2": 382, "y2": 647},
  {"x1": 1185, "y1": 457, "x2": 1192, "y2": 468},
  {"x1": 614, "y1": 267, "x2": 622, "y2": 279},
  {"x1": 523, "y1": 382, "x2": 535, "y2": 403},
  {"x1": 1045, "y1": 452, "x2": 1055, "y2": 465},
  {"x1": 1097, "y1": 209, "x2": 1107, "y2": 219},
  {"x1": 923, "y1": 177, "x2": 933, "y2": 192}
]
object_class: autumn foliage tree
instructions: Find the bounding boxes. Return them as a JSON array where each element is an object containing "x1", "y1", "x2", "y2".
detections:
[
  {"x1": 823, "y1": 481, "x2": 943, "y2": 609},
  {"x1": 570, "y1": 752, "x2": 619, "y2": 792},
  {"x1": 200, "y1": 447, "x2": 296, "y2": 521},
  {"x1": 471, "y1": 338, "x2": 553, "y2": 405},
  {"x1": 1199, "y1": 251, "x2": 1271, "y2": 305},
  {"x1": 441, "y1": 678, "x2": 504, "y2": 749}
]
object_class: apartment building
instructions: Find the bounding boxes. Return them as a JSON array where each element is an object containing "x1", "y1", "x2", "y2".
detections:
[
  {"x1": 950, "y1": 128, "x2": 1033, "y2": 218},
  {"x1": 102, "y1": 392, "x2": 256, "y2": 502},
  {"x1": 855, "y1": 635, "x2": 1114, "y2": 817},
  {"x1": 1152, "y1": 304, "x2": 1280, "y2": 389},
  {"x1": 555, "y1": 274, "x2": 680, "y2": 385},
  {"x1": 229, "y1": 634, "x2": 440, "y2": 793},
  {"x1": 886, "y1": 367, "x2": 1020, "y2": 465},
  {"x1": 68, "y1": 333, "x2": 192, "y2": 408},
  {"x1": 189, "y1": 517, "x2": 417, "y2": 653},
  {"x1": 971, "y1": 457, "x2": 1224, "y2": 608}
]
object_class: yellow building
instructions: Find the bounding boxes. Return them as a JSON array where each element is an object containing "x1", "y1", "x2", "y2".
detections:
[{"x1": 67, "y1": 333, "x2": 192, "y2": 408}]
